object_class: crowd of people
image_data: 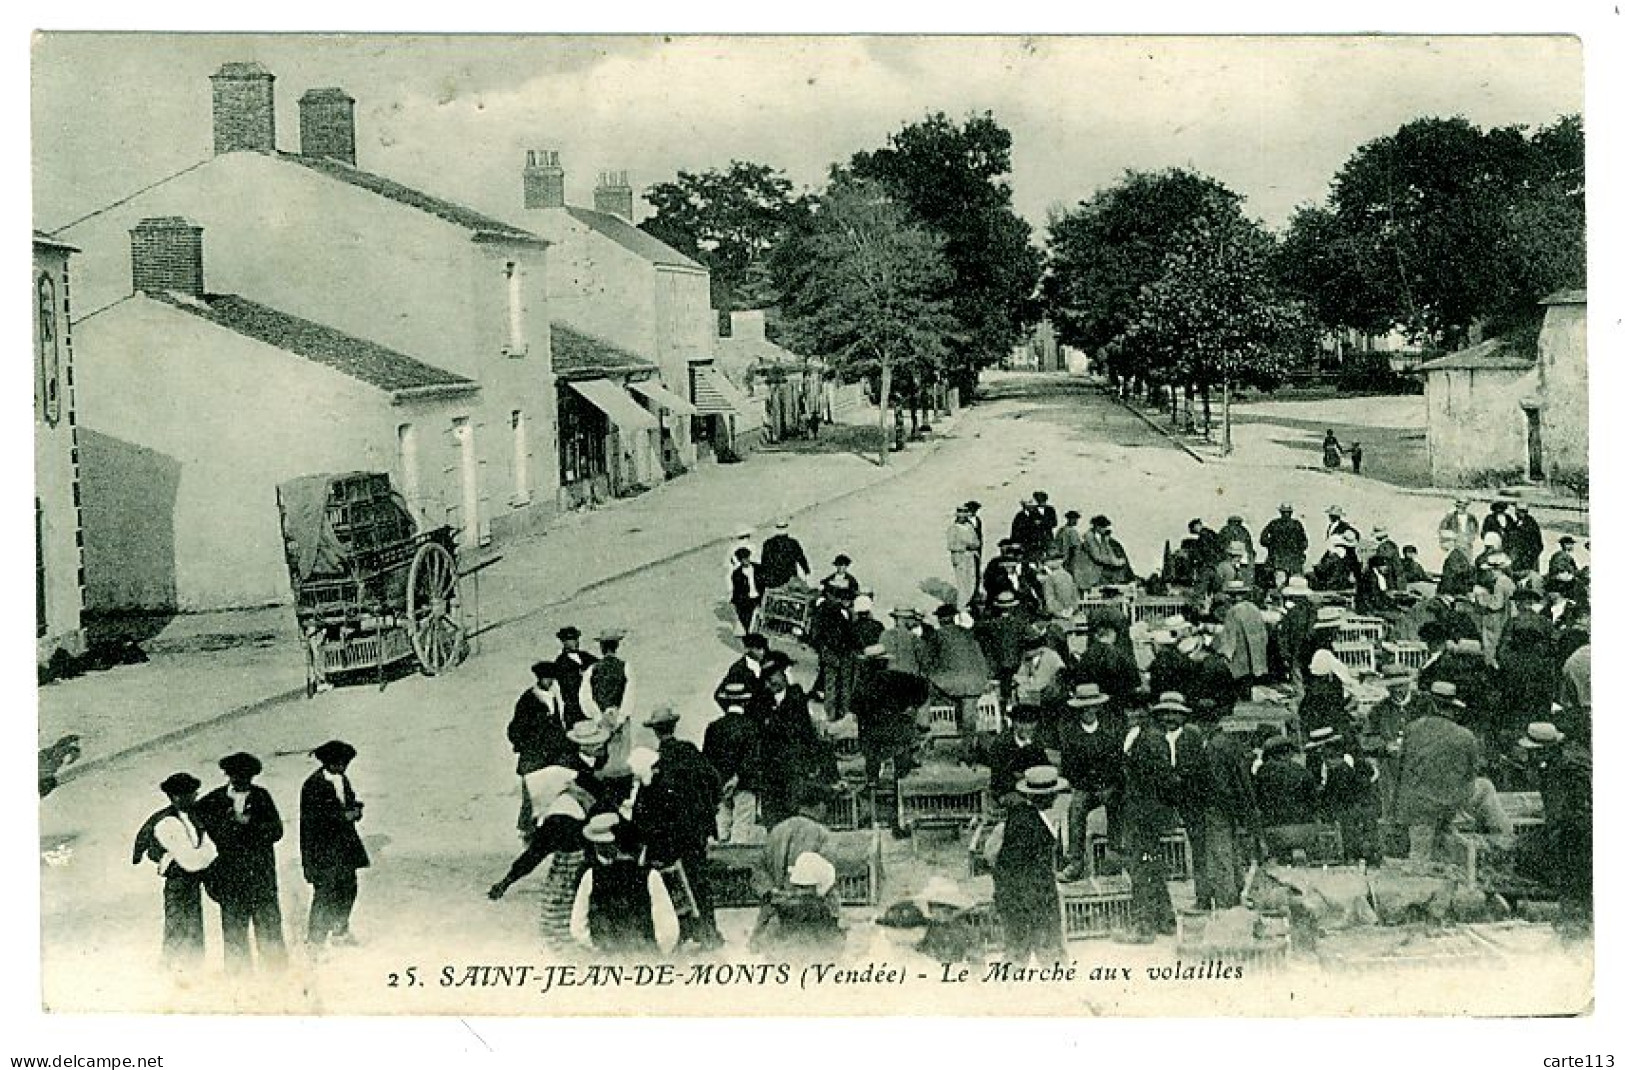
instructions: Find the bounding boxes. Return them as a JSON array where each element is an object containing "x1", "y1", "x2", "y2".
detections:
[{"x1": 130, "y1": 489, "x2": 1593, "y2": 969}]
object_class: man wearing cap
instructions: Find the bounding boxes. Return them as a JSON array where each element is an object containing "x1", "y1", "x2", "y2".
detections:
[
  {"x1": 1393, "y1": 683, "x2": 1481, "y2": 863},
  {"x1": 853, "y1": 646, "x2": 931, "y2": 834},
  {"x1": 1516, "y1": 722, "x2": 1592, "y2": 926},
  {"x1": 131, "y1": 772, "x2": 218, "y2": 966},
  {"x1": 729, "y1": 547, "x2": 765, "y2": 635},
  {"x1": 715, "y1": 632, "x2": 772, "y2": 709},
  {"x1": 1260, "y1": 504, "x2": 1309, "y2": 579},
  {"x1": 1438, "y1": 499, "x2": 1480, "y2": 554},
  {"x1": 196, "y1": 753, "x2": 285, "y2": 971},
  {"x1": 570, "y1": 813, "x2": 680, "y2": 957},
  {"x1": 508, "y1": 661, "x2": 573, "y2": 795},
  {"x1": 1056, "y1": 684, "x2": 1126, "y2": 881},
  {"x1": 946, "y1": 506, "x2": 982, "y2": 607},
  {"x1": 551, "y1": 626, "x2": 599, "y2": 725},
  {"x1": 994, "y1": 766, "x2": 1068, "y2": 963},
  {"x1": 1545, "y1": 534, "x2": 1580, "y2": 591},
  {"x1": 637, "y1": 706, "x2": 724, "y2": 949},
  {"x1": 759, "y1": 519, "x2": 812, "y2": 590},
  {"x1": 300, "y1": 741, "x2": 369, "y2": 949},
  {"x1": 1120, "y1": 694, "x2": 1200, "y2": 940},
  {"x1": 1032, "y1": 491, "x2": 1060, "y2": 547},
  {"x1": 705, "y1": 683, "x2": 763, "y2": 842}
]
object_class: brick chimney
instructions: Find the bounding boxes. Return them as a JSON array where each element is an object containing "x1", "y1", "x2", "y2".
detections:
[
  {"x1": 731, "y1": 310, "x2": 768, "y2": 342},
  {"x1": 299, "y1": 87, "x2": 356, "y2": 166},
  {"x1": 593, "y1": 170, "x2": 634, "y2": 221},
  {"x1": 524, "y1": 149, "x2": 566, "y2": 210},
  {"x1": 210, "y1": 61, "x2": 276, "y2": 154},
  {"x1": 130, "y1": 217, "x2": 205, "y2": 297}
]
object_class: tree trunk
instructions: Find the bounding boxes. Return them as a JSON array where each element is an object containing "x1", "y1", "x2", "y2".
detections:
[
  {"x1": 1200, "y1": 382, "x2": 1212, "y2": 439},
  {"x1": 1222, "y1": 376, "x2": 1233, "y2": 456},
  {"x1": 876, "y1": 361, "x2": 892, "y2": 467}
]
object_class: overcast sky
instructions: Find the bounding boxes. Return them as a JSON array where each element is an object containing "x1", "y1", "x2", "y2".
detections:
[{"x1": 32, "y1": 34, "x2": 1582, "y2": 237}]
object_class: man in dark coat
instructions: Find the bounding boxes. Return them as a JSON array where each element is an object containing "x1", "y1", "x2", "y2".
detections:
[
  {"x1": 979, "y1": 704, "x2": 1051, "y2": 805},
  {"x1": 758, "y1": 519, "x2": 811, "y2": 589},
  {"x1": 810, "y1": 585, "x2": 859, "y2": 718},
  {"x1": 1481, "y1": 500, "x2": 1515, "y2": 545},
  {"x1": 1546, "y1": 535, "x2": 1582, "y2": 598},
  {"x1": 852, "y1": 645, "x2": 930, "y2": 834},
  {"x1": 1260, "y1": 503, "x2": 1309, "y2": 577},
  {"x1": 196, "y1": 752, "x2": 286, "y2": 971},
  {"x1": 975, "y1": 591, "x2": 1030, "y2": 705},
  {"x1": 1055, "y1": 684, "x2": 1126, "y2": 880},
  {"x1": 754, "y1": 653, "x2": 838, "y2": 829},
  {"x1": 1121, "y1": 694, "x2": 1198, "y2": 941},
  {"x1": 1009, "y1": 497, "x2": 1053, "y2": 561},
  {"x1": 1253, "y1": 735, "x2": 1318, "y2": 831},
  {"x1": 1394, "y1": 682, "x2": 1481, "y2": 863},
  {"x1": 1517, "y1": 722, "x2": 1592, "y2": 926},
  {"x1": 1309, "y1": 730, "x2": 1381, "y2": 867},
  {"x1": 1507, "y1": 503, "x2": 1544, "y2": 576},
  {"x1": 300, "y1": 740, "x2": 369, "y2": 949},
  {"x1": 1496, "y1": 591, "x2": 1559, "y2": 743},
  {"x1": 639, "y1": 707, "x2": 724, "y2": 949},
  {"x1": 705, "y1": 682, "x2": 763, "y2": 842},
  {"x1": 994, "y1": 766, "x2": 1068, "y2": 963},
  {"x1": 1068, "y1": 621, "x2": 1143, "y2": 716},
  {"x1": 131, "y1": 772, "x2": 217, "y2": 966},
  {"x1": 1437, "y1": 534, "x2": 1476, "y2": 598},
  {"x1": 980, "y1": 539, "x2": 1028, "y2": 606},
  {"x1": 1199, "y1": 729, "x2": 1260, "y2": 907},
  {"x1": 715, "y1": 632, "x2": 772, "y2": 708},
  {"x1": 508, "y1": 661, "x2": 573, "y2": 784},
  {"x1": 551, "y1": 626, "x2": 598, "y2": 724},
  {"x1": 729, "y1": 548, "x2": 765, "y2": 634}
]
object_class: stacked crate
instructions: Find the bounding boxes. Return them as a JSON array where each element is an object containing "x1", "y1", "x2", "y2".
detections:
[
  {"x1": 897, "y1": 766, "x2": 990, "y2": 835},
  {"x1": 825, "y1": 829, "x2": 884, "y2": 907},
  {"x1": 1090, "y1": 828, "x2": 1193, "y2": 881},
  {"x1": 1060, "y1": 875, "x2": 1133, "y2": 939}
]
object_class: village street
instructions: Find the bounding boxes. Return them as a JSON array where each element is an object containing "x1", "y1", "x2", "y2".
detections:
[{"x1": 37, "y1": 374, "x2": 1589, "y2": 1016}]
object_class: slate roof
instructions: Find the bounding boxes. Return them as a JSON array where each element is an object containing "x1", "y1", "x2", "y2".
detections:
[
  {"x1": 1540, "y1": 288, "x2": 1587, "y2": 306},
  {"x1": 277, "y1": 153, "x2": 544, "y2": 244},
  {"x1": 564, "y1": 206, "x2": 704, "y2": 270},
  {"x1": 1417, "y1": 339, "x2": 1536, "y2": 374},
  {"x1": 149, "y1": 292, "x2": 475, "y2": 394},
  {"x1": 550, "y1": 323, "x2": 659, "y2": 380}
]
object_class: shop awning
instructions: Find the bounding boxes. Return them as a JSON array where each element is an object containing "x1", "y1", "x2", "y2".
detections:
[
  {"x1": 567, "y1": 378, "x2": 657, "y2": 433},
  {"x1": 626, "y1": 378, "x2": 698, "y2": 417}
]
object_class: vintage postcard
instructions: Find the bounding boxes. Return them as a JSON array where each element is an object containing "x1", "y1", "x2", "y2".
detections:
[{"x1": 31, "y1": 32, "x2": 1592, "y2": 1019}]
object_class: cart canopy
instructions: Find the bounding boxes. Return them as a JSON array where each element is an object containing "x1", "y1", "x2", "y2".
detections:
[{"x1": 277, "y1": 472, "x2": 414, "y2": 583}]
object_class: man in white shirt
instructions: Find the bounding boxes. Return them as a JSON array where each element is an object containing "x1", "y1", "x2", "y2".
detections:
[
  {"x1": 569, "y1": 813, "x2": 679, "y2": 956},
  {"x1": 131, "y1": 772, "x2": 218, "y2": 966}
]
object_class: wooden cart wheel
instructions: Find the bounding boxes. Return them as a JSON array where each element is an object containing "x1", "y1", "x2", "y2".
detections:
[{"x1": 407, "y1": 541, "x2": 465, "y2": 675}]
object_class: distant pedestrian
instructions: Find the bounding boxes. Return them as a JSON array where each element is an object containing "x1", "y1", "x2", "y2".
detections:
[
  {"x1": 581, "y1": 629, "x2": 637, "y2": 767},
  {"x1": 300, "y1": 740, "x2": 369, "y2": 950},
  {"x1": 1322, "y1": 430, "x2": 1343, "y2": 469},
  {"x1": 1438, "y1": 499, "x2": 1481, "y2": 555},
  {"x1": 131, "y1": 772, "x2": 217, "y2": 967},
  {"x1": 947, "y1": 506, "x2": 981, "y2": 607},
  {"x1": 1350, "y1": 442, "x2": 1364, "y2": 474},
  {"x1": 551, "y1": 625, "x2": 598, "y2": 725},
  {"x1": 196, "y1": 752, "x2": 286, "y2": 972}
]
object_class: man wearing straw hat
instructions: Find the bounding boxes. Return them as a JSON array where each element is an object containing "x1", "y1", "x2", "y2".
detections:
[
  {"x1": 570, "y1": 813, "x2": 680, "y2": 957},
  {"x1": 1056, "y1": 684, "x2": 1125, "y2": 882},
  {"x1": 994, "y1": 765, "x2": 1069, "y2": 963},
  {"x1": 759, "y1": 518, "x2": 811, "y2": 590},
  {"x1": 1394, "y1": 682, "x2": 1481, "y2": 863},
  {"x1": 1516, "y1": 722, "x2": 1592, "y2": 926},
  {"x1": 1120, "y1": 693, "x2": 1200, "y2": 941}
]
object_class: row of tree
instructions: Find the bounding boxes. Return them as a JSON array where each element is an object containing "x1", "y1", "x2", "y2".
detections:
[{"x1": 638, "y1": 111, "x2": 1585, "y2": 458}]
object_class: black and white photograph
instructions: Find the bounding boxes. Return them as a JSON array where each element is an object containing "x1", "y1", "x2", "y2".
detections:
[{"x1": 25, "y1": 27, "x2": 1604, "y2": 1027}]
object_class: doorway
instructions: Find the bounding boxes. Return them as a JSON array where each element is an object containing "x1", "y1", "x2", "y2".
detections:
[{"x1": 1525, "y1": 408, "x2": 1545, "y2": 481}]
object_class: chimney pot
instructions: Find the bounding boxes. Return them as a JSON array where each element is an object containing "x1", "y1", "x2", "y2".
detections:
[
  {"x1": 524, "y1": 148, "x2": 566, "y2": 210},
  {"x1": 211, "y1": 61, "x2": 276, "y2": 155},
  {"x1": 298, "y1": 87, "x2": 357, "y2": 166},
  {"x1": 130, "y1": 217, "x2": 205, "y2": 297},
  {"x1": 593, "y1": 169, "x2": 635, "y2": 221}
]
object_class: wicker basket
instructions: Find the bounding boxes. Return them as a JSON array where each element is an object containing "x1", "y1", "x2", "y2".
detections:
[
  {"x1": 1336, "y1": 616, "x2": 1387, "y2": 645},
  {"x1": 898, "y1": 768, "x2": 990, "y2": 833},
  {"x1": 1130, "y1": 595, "x2": 1188, "y2": 627},
  {"x1": 1092, "y1": 828, "x2": 1192, "y2": 881},
  {"x1": 826, "y1": 829, "x2": 884, "y2": 907},
  {"x1": 1061, "y1": 875, "x2": 1133, "y2": 939}
]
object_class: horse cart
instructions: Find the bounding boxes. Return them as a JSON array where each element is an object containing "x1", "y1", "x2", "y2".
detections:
[{"x1": 277, "y1": 472, "x2": 494, "y2": 695}]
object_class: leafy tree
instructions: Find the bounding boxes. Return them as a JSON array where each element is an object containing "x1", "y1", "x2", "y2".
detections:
[
  {"x1": 640, "y1": 161, "x2": 810, "y2": 313},
  {"x1": 1043, "y1": 169, "x2": 1243, "y2": 381},
  {"x1": 773, "y1": 174, "x2": 959, "y2": 466},
  {"x1": 850, "y1": 112, "x2": 1044, "y2": 396},
  {"x1": 1120, "y1": 215, "x2": 1313, "y2": 452},
  {"x1": 1277, "y1": 115, "x2": 1585, "y2": 349}
]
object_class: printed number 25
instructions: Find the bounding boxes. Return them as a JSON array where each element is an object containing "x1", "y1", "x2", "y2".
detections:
[{"x1": 388, "y1": 967, "x2": 419, "y2": 988}]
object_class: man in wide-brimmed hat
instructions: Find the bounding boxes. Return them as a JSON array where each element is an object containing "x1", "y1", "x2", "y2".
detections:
[
  {"x1": 300, "y1": 741, "x2": 368, "y2": 949},
  {"x1": 1120, "y1": 693, "x2": 1202, "y2": 940},
  {"x1": 1394, "y1": 682, "x2": 1481, "y2": 863},
  {"x1": 705, "y1": 682, "x2": 762, "y2": 843},
  {"x1": 196, "y1": 752, "x2": 286, "y2": 971},
  {"x1": 1516, "y1": 721, "x2": 1592, "y2": 925},
  {"x1": 131, "y1": 772, "x2": 217, "y2": 966},
  {"x1": 1261, "y1": 503, "x2": 1309, "y2": 579},
  {"x1": 994, "y1": 765, "x2": 1069, "y2": 962},
  {"x1": 634, "y1": 706, "x2": 724, "y2": 949},
  {"x1": 570, "y1": 813, "x2": 680, "y2": 957},
  {"x1": 1056, "y1": 684, "x2": 1125, "y2": 882}
]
